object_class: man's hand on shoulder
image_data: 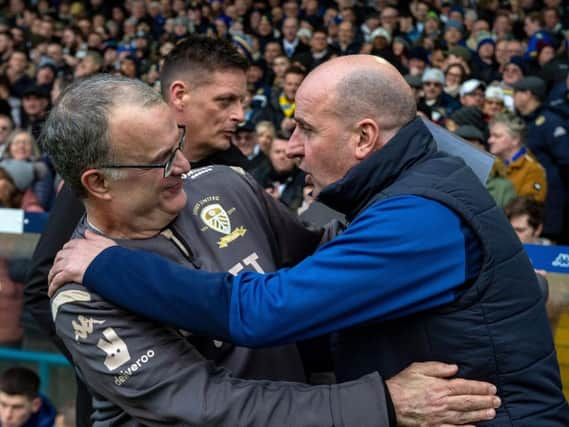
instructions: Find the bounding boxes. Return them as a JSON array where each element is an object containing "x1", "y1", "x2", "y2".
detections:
[
  {"x1": 386, "y1": 361, "x2": 500, "y2": 427},
  {"x1": 48, "y1": 230, "x2": 117, "y2": 296}
]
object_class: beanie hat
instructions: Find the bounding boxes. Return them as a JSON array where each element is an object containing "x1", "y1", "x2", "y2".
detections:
[
  {"x1": 450, "y1": 106, "x2": 486, "y2": 133},
  {"x1": 0, "y1": 159, "x2": 35, "y2": 191},
  {"x1": 422, "y1": 68, "x2": 445, "y2": 85},
  {"x1": 476, "y1": 32, "x2": 495, "y2": 50}
]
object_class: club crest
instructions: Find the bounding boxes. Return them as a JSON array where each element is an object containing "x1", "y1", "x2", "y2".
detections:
[{"x1": 200, "y1": 203, "x2": 231, "y2": 235}]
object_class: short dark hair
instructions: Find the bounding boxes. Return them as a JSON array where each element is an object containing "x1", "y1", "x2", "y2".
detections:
[
  {"x1": 284, "y1": 64, "x2": 306, "y2": 79},
  {"x1": 160, "y1": 34, "x2": 249, "y2": 101},
  {"x1": 504, "y1": 197, "x2": 544, "y2": 230},
  {"x1": 0, "y1": 367, "x2": 40, "y2": 399}
]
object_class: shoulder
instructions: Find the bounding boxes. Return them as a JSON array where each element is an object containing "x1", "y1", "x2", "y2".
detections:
[{"x1": 357, "y1": 195, "x2": 461, "y2": 234}]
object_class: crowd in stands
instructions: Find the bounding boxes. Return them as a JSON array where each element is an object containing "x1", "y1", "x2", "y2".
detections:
[{"x1": 0, "y1": 0, "x2": 568, "y2": 423}]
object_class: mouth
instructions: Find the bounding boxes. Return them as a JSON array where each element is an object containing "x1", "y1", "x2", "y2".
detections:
[{"x1": 163, "y1": 179, "x2": 183, "y2": 194}]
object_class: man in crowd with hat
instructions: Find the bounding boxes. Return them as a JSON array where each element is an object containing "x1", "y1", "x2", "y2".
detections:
[
  {"x1": 514, "y1": 75, "x2": 569, "y2": 242},
  {"x1": 500, "y1": 56, "x2": 526, "y2": 111},
  {"x1": 20, "y1": 85, "x2": 50, "y2": 140},
  {"x1": 459, "y1": 79, "x2": 486, "y2": 109},
  {"x1": 418, "y1": 67, "x2": 460, "y2": 124},
  {"x1": 483, "y1": 85, "x2": 506, "y2": 118}
]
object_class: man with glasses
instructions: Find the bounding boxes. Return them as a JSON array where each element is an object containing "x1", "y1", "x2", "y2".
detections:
[
  {"x1": 418, "y1": 67, "x2": 460, "y2": 125},
  {"x1": 99, "y1": 125, "x2": 186, "y2": 178}
]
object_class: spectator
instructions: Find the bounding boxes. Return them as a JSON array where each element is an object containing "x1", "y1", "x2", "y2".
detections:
[
  {"x1": 256, "y1": 135, "x2": 305, "y2": 212},
  {"x1": 471, "y1": 32, "x2": 500, "y2": 83},
  {"x1": 459, "y1": 79, "x2": 486, "y2": 108},
  {"x1": 500, "y1": 56, "x2": 526, "y2": 111},
  {"x1": 332, "y1": 21, "x2": 360, "y2": 56},
  {"x1": 233, "y1": 120, "x2": 268, "y2": 171},
  {"x1": 2, "y1": 129, "x2": 39, "y2": 161},
  {"x1": 513, "y1": 76, "x2": 569, "y2": 242},
  {"x1": 483, "y1": 85, "x2": 506, "y2": 118},
  {"x1": 254, "y1": 65, "x2": 305, "y2": 137},
  {"x1": 488, "y1": 111, "x2": 547, "y2": 202},
  {"x1": 0, "y1": 367, "x2": 56, "y2": 427},
  {"x1": 0, "y1": 113, "x2": 14, "y2": 156},
  {"x1": 443, "y1": 63, "x2": 467, "y2": 98},
  {"x1": 407, "y1": 46, "x2": 429, "y2": 76},
  {"x1": 418, "y1": 67, "x2": 460, "y2": 124},
  {"x1": 443, "y1": 19, "x2": 465, "y2": 50},
  {"x1": 446, "y1": 105, "x2": 487, "y2": 136},
  {"x1": 295, "y1": 28, "x2": 335, "y2": 71},
  {"x1": 268, "y1": 54, "x2": 290, "y2": 92},
  {"x1": 505, "y1": 197, "x2": 549, "y2": 244},
  {"x1": 255, "y1": 120, "x2": 275, "y2": 155},
  {"x1": 455, "y1": 124, "x2": 517, "y2": 208},
  {"x1": 73, "y1": 50, "x2": 102, "y2": 78},
  {"x1": 280, "y1": 17, "x2": 309, "y2": 60},
  {"x1": 20, "y1": 86, "x2": 49, "y2": 141},
  {"x1": 3, "y1": 51, "x2": 33, "y2": 99},
  {"x1": 524, "y1": 11, "x2": 553, "y2": 61},
  {"x1": 0, "y1": 160, "x2": 44, "y2": 212}
]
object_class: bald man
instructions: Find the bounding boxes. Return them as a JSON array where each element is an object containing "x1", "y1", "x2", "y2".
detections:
[{"x1": 51, "y1": 55, "x2": 569, "y2": 425}]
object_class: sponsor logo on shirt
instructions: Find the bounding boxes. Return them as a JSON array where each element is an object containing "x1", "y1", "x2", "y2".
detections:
[
  {"x1": 113, "y1": 349, "x2": 156, "y2": 386},
  {"x1": 97, "y1": 328, "x2": 131, "y2": 371},
  {"x1": 72, "y1": 315, "x2": 105, "y2": 341}
]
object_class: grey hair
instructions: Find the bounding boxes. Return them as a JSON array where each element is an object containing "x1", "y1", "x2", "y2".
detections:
[
  {"x1": 331, "y1": 67, "x2": 416, "y2": 133},
  {"x1": 490, "y1": 110, "x2": 527, "y2": 142},
  {"x1": 41, "y1": 74, "x2": 163, "y2": 198}
]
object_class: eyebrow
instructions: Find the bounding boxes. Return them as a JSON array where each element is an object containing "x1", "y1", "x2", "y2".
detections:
[{"x1": 294, "y1": 116, "x2": 312, "y2": 129}]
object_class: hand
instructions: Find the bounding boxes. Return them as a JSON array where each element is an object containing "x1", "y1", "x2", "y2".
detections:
[
  {"x1": 48, "y1": 230, "x2": 117, "y2": 296},
  {"x1": 386, "y1": 362, "x2": 500, "y2": 427}
]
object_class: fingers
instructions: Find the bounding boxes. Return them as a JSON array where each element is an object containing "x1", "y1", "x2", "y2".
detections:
[
  {"x1": 408, "y1": 361, "x2": 459, "y2": 378},
  {"x1": 443, "y1": 394, "x2": 501, "y2": 412},
  {"x1": 48, "y1": 270, "x2": 68, "y2": 297},
  {"x1": 446, "y1": 378, "x2": 498, "y2": 396},
  {"x1": 437, "y1": 408, "x2": 496, "y2": 426}
]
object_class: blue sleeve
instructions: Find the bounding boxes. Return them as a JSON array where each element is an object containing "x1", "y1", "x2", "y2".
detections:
[{"x1": 85, "y1": 196, "x2": 471, "y2": 347}]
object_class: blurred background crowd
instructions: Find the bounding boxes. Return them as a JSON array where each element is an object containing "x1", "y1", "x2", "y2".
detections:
[{"x1": 0, "y1": 0, "x2": 568, "y2": 423}]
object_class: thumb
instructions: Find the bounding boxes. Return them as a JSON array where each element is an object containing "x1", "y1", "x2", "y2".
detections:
[{"x1": 411, "y1": 361, "x2": 459, "y2": 378}]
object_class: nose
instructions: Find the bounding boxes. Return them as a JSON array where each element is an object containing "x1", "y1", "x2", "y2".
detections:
[
  {"x1": 231, "y1": 101, "x2": 245, "y2": 124},
  {"x1": 172, "y1": 149, "x2": 191, "y2": 175},
  {"x1": 286, "y1": 129, "x2": 305, "y2": 159}
]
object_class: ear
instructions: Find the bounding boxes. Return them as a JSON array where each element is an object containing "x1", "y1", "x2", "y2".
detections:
[
  {"x1": 169, "y1": 80, "x2": 191, "y2": 112},
  {"x1": 31, "y1": 396, "x2": 42, "y2": 414},
  {"x1": 80, "y1": 169, "x2": 112, "y2": 201},
  {"x1": 353, "y1": 118, "x2": 380, "y2": 160}
]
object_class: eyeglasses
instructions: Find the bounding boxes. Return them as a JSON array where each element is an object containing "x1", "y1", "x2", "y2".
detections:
[{"x1": 99, "y1": 125, "x2": 186, "y2": 178}]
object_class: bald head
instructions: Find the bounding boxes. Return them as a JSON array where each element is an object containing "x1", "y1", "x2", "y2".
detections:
[{"x1": 299, "y1": 55, "x2": 416, "y2": 136}]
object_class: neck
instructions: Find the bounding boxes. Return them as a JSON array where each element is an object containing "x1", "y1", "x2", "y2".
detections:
[
  {"x1": 183, "y1": 140, "x2": 217, "y2": 163},
  {"x1": 501, "y1": 146, "x2": 522, "y2": 162},
  {"x1": 85, "y1": 203, "x2": 172, "y2": 239}
]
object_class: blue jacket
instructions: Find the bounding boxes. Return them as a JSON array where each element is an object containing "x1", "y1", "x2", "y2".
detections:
[
  {"x1": 83, "y1": 118, "x2": 568, "y2": 425},
  {"x1": 21, "y1": 395, "x2": 56, "y2": 427}
]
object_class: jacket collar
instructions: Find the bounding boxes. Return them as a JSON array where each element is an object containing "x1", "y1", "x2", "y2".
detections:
[{"x1": 317, "y1": 117, "x2": 437, "y2": 220}]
